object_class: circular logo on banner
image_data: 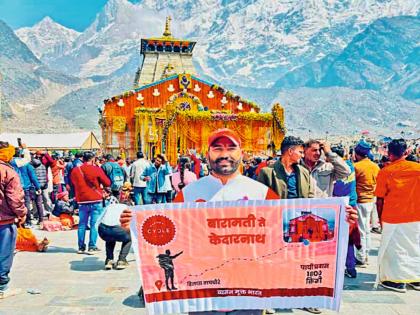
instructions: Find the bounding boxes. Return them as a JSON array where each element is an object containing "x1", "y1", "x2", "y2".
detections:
[{"x1": 141, "y1": 215, "x2": 176, "y2": 246}]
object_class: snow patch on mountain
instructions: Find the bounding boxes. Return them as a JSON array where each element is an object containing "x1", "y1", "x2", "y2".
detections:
[{"x1": 16, "y1": 16, "x2": 80, "y2": 63}]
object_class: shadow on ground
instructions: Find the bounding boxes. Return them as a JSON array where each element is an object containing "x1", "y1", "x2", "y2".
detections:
[
  {"x1": 45, "y1": 246, "x2": 78, "y2": 254},
  {"x1": 122, "y1": 293, "x2": 145, "y2": 309},
  {"x1": 344, "y1": 272, "x2": 377, "y2": 291},
  {"x1": 69, "y1": 256, "x2": 104, "y2": 272}
]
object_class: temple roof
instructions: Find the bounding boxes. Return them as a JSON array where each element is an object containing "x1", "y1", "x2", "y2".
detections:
[
  {"x1": 104, "y1": 74, "x2": 261, "y2": 111},
  {"x1": 140, "y1": 16, "x2": 196, "y2": 54}
]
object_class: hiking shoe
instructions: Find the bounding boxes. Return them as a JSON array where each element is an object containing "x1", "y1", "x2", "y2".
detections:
[
  {"x1": 355, "y1": 259, "x2": 368, "y2": 268},
  {"x1": 408, "y1": 282, "x2": 420, "y2": 291},
  {"x1": 0, "y1": 288, "x2": 22, "y2": 299},
  {"x1": 105, "y1": 259, "x2": 114, "y2": 270},
  {"x1": 380, "y1": 281, "x2": 406, "y2": 293},
  {"x1": 344, "y1": 268, "x2": 357, "y2": 278},
  {"x1": 115, "y1": 260, "x2": 129, "y2": 270},
  {"x1": 302, "y1": 307, "x2": 322, "y2": 314},
  {"x1": 87, "y1": 247, "x2": 100, "y2": 255},
  {"x1": 77, "y1": 248, "x2": 86, "y2": 254}
]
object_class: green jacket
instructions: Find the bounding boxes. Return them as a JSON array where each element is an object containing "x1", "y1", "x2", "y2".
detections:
[{"x1": 257, "y1": 160, "x2": 314, "y2": 199}]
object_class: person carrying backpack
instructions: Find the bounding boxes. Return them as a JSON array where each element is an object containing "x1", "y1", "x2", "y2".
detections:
[{"x1": 101, "y1": 154, "x2": 125, "y2": 197}]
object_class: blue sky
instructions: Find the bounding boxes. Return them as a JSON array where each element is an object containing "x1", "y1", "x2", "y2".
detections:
[{"x1": 0, "y1": 0, "x2": 135, "y2": 31}]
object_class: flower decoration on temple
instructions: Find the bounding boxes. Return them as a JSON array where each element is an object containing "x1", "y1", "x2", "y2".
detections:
[
  {"x1": 161, "y1": 110, "x2": 179, "y2": 145},
  {"x1": 272, "y1": 103, "x2": 286, "y2": 133},
  {"x1": 192, "y1": 96, "x2": 200, "y2": 104},
  {"x1": 225, "y1": 91, "x2": 234, "y2": 98},
  {"x1": 237, "y1": 102, "x2": 243, "y2": 111},
  {"x1": 198, "y1": 104, "x2": 204, "y2": 111},
  {"x1": 167, "y1": 84, "x2": 175, "y2": 92},
  {"x1": 98, "y1": 117, "x2": 107, "y2": 128},
  {"x1": 250, "y1": 108, "x2": 255, "y2": 113},
  {"x1": 211, "y1": 109, "x2": 230, "y2": 114},
  {"x1": 134, "y1": 107, "x2": 161, "y2": 115},
  {"x1": 167, "y1": 91, "x2": 203, "y2": 111},
  {"x1": 180, "y1": 102, "x2": 191, "y2": 111},
  {"x1": 123, "y1": 91, "x2": 134, "y2": 97},
  {"x1": 176, "y1": 110, "x2": 272, "y2": 122},
  {"x1": 207, "y1": 90, "x2": 215, "y2": 99},
  {"x1": 237, "y1": 112, "x2": 272, "y2": 121},
  {"x1": 136, "y1": 93, "x2": 144, "y2": 101},
  {"x1": 153, "y1": 88, "x2": 160, "y2": 96},
  {"x1": 117, "y1": 99, "x2": 125, "y2": 107},
  {"x1": 112, "y1": 116, "x2": 126, "y2": 132},
  {"x1": 193, "y1": 84, "x2": 201, "y2": 92},
  {"x1": 212, "y1": 113, "x2": 238, "y2": 121}
]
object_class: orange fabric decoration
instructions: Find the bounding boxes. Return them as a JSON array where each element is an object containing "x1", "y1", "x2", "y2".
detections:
[
  {"x1": 16, "y1": 227, "x2": 39, "y2": 252},
  {"x1": 60, "y1": 214, "x2": 75, "y2": 230}
]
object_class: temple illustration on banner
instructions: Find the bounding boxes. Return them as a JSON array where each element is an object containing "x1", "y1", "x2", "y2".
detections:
[
  {"x1": 284, "y1": 211, "x2": 335, "y2": 243},
  {"x1": 99, "y1": 17, "x2": 285, "y2": 164}
]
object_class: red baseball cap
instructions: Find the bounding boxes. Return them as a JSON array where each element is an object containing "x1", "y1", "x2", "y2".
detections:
[
  {"x1": 56, "y1": 191, "x2": 69, "y2": 200},
  {"x1": 208, "y1": 128, "x2": 241, "y2": 147}
]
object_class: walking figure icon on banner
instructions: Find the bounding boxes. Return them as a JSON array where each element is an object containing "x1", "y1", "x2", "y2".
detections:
[{"x1": 156, "y1": 249, "x2": 184, "y2": 291}]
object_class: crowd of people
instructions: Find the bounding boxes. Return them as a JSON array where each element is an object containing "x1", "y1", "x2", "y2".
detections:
[{"x1": 0, "y1": 131, "x2": 419, "y2": 314}]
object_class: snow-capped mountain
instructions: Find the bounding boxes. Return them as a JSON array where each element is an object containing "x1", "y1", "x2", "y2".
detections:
[
  {"x1": 16, "y1": 0, "x2": 420, "y2": 87},
  {"x1": 16, "y1": 16, "x2": 80, "y2": 64},
  {"x1": 37, "y1": 0, "x2": 167, "y2": 78},
  {"x1": 6, "y1": 0, "x2": 420, "y2": 135},
  {"x1": 0, "y1": 20, "x2": 91, "y2": 132},
  {"x1": 273, "y1": 16, "x2": 420, "y2": 103}
]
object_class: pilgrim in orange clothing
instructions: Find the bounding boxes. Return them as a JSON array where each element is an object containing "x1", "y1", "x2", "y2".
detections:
[
  {"x1": 353, "y1": 141, "x2": 380, "y2": 265},
  {"x1": 374, "y1": 139, "x2": 420, "y2": 293}
]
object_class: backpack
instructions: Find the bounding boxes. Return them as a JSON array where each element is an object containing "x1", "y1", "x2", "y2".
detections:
[{"x1": 109, "y1": 162, "x2": 125, "y2": 191}]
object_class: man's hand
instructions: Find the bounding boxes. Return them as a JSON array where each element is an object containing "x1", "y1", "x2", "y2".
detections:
[
  {"x1": 144, "y1": 176, "x2": 151, "y2": 182},
  {"x1": 120, "y1": 209, "x2": 133, "y2": 231},
  {"x1": 345, "y1": 205, "x2": 358, "y2": 224},
  {"x1": 17, "y1": 215, "x2": 26, "y2": 226},
  {"x1": 319, "y1": 141, "x2": 331, "y2": 154}
]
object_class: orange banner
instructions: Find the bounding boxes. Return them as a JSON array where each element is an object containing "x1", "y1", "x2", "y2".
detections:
[{"x1": 130, "y1": 198, "x2": 349, "y2": 314}]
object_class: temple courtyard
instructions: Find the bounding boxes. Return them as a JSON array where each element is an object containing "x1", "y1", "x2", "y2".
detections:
[{"x1": 1, "y1": 229, "x2": 418, "y2": 315}]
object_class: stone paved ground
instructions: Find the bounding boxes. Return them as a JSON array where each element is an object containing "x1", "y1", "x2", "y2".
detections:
[{"x1": 1, "y1": 229, "x2": 419, "y2": 315}]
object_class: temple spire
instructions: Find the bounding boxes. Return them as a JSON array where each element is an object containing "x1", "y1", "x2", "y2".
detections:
[{"x1": 163, "y1": 16, "x2": 172, "y2": 37}]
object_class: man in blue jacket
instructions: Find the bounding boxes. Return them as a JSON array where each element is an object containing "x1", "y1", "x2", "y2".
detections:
[
  {"x1": 101, "y1": 154, "x2": 126, "y2": 197},
  {"x1": 19, "y1": 163, "x2": 42, "y2": 227},
  {"x1": 141, "y1": 154, "x2": 171, "y2": 204}
]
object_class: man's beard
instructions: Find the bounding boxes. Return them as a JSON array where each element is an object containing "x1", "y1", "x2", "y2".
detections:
[{"x1": 210, "y1": 156, "x2": 241, "y2": 175}]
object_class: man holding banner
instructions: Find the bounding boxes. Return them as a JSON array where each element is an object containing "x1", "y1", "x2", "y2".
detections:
[
  {"x1": 120, "y1": 129, "x2": 357, "y2": 315},
  {"x1": 122, "y1": 128, "x2": 278, "y2": 315}
]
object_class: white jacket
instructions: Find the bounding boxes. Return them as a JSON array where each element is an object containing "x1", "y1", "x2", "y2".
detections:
[{"x1": 130, "y1": 158, "x2": 150, "y2": 188}]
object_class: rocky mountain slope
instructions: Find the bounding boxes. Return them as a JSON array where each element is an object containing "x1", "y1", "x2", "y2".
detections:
[
  {"x1": 3, "y1": 0, "x2": 419, "y2": 136},
  {"x1": 0, "y1": 20, "x2": 91, "y2": 132}
]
